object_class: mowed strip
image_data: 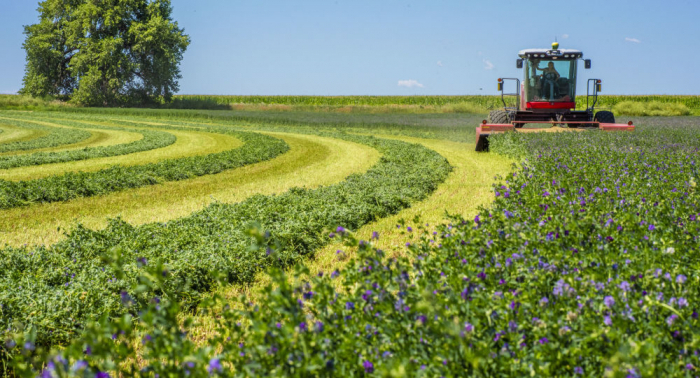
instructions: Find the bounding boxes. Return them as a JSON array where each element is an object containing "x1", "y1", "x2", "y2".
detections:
[
  {"x1": 0, "y1": 132, "x2": 380, "y2": 246},
  {"x1": 0, "y1": 122, "x2": 48, "y2": 145},
  {"x1": 0, "y1": 128, "x2": 240, "y2": 181},
  {"x1": 0, "y1": 126, "x2": 144, "y2": 157}
]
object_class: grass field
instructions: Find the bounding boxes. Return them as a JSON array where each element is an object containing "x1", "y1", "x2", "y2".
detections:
[{"x1": 2, "y1": 104, "x2": 700, "y2": 376}]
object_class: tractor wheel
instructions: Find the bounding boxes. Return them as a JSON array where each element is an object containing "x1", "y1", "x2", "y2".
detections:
[
  {"x1": 594, "y1": 111, "x2": 615, "y2": 124},
  {"x1": 488, "y1": 110, "x2": 510, "y2": 124}
]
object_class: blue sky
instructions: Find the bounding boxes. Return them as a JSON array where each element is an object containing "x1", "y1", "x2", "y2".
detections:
[{"x1": 1, "y1": 0, "x2": 699, "y2": 96}]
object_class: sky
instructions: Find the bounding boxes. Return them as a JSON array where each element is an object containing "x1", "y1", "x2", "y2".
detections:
[{"x1": 1, "y1": 0, "x2": 699, "y2": 96}]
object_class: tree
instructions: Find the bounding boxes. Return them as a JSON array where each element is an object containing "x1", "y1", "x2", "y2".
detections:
[{"x1": 20, "y1": 0, "x2": 190, "y2": 106}]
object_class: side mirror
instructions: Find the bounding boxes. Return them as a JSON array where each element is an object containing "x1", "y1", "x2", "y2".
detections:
[
  {"x1": 516, "y1": 59, "x2": 523, "y2": 69},
  {"x1": 584, "y1": 59, "x2": 592, "y2": 69}
]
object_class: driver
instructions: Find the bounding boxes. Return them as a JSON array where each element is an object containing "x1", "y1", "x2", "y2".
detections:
[
  {"x1": 535, "y1": 61, "x2": 560, "y2": 99},
  {"x1": 536, "y1": 62, "x2": 560, "y2": 80}
]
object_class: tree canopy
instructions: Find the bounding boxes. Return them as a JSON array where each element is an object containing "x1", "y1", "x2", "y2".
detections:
[{"x1": 21, "y1": 0, "x2": 190, "y2": 106}]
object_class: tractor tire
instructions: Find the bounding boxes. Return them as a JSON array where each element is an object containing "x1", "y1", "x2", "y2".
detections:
[
  {"x1": 594, "y1": 111, "x2": 615, "y2": 124},
  {"x1": 488, "y1": 110, "x2": 509, "y2": 124}
]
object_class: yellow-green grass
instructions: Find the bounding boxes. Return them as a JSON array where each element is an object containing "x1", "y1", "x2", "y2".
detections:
[
  {"x1": 0, "y1": 128, "x2": 240, "y2": 181},
  {"x1": 0, "y1": 121, "x2": 48, "y2": 145},
  {"x1": 0, "y1": 132, "x2": 380, "y2": 247},
  {"x1": 0, "y1": 122, "x2": 144, "y2": 157},
  {"x1": 185, "y1": 135, "x2": 513, "y2": 342}
]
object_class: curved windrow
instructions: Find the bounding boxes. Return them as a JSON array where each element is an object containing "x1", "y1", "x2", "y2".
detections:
[
  {"x1": 0, "y1": 120, "x2": 176, "y2": 169},
  {"x1": 0, "y1": 131, "x2": 381, "y2": 247},
  {"x1": 0, "y1": 133, "x2": 451, "y2": 350},
  {"x1": 0, "y1": 117, "x2": 92, "y2": 154},
  {"x1": 0, "y1": 127, "x2": 289, "y2": 208}
]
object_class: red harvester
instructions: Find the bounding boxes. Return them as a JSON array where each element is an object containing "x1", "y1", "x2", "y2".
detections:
[{"x1": 475, "y1": 42, "x2": 634, "y2": 152}]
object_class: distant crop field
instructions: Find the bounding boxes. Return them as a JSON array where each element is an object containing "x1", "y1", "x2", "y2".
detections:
[
  {"x1": 169, "y1": 94, "x2": 700, "y2": 115},
  {"x1": 2, "y1": 107, "x2": 700, "y2": 377}
]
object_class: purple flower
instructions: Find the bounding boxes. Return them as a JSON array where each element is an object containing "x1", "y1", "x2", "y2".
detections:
[
  {"x1": 508, "y1": 320, "x2": 518, "y2": 332},
  {"x1": 604, "y1": 315, "x2": 612, "y2": 326},
  {"x1": 464, "y1": 323, "x2": 474, "y2": 333},
  {"x1": 315, "y1": 321, "x2": 324, "y2": 332},
  {"x1": 331, "y1": 270, "x2": 340, "y2": 278},
  {"x1": 677, "y1": 274, "x2": 687, "y2": 284},
  {"x1": 346, "y1": 302, "x2": 355, "y2": 310},
  {"x1": 678, "y1": 298, "x2": 689, "y2": 308},
  {"x1": 137, "y1": 257, "x2": 147, "y2": 266},
  {"x1": 303, "y1": 291, "x2": 314, "y2": 300},
  {"x1": 336, "y1": 226, "x2": 346, "y2": 233},
  {"x1": 362, "y1": 290, "x2": 373, "y2": 301},
  {"x1": 299, "y1": 322, "x2": 307, "y2": 331},
  {"x1": 208, "y1": 358, "x2": 223, "y2": 372},
  {"x1": 95, "y1": 372, "x2": 110, "y2": 378},
  {"x1": 371, "y1": 231, "x2": 379, "y2": 240},
  {"x1": 120, "y1": 291, "x2": 134, "y2": 306},
  {"x1": 574, "y1": 366, "x2": 584, "y2": 375},
  {"x1": 686, "y1": 364, "x2": 695, "y2": 370},
  {"x1": 538, "y1": 337, "x2": 548, "y2": 344},
  {"x1": 619, "y1": 281, "x2": 631, "y2": 292},
  {"x1": 363, "y1": 360, "x2": 374, "y2": 373},
  {"x1": 648, "y1": 224, "x2": 655, "y2": 231},
  {"x1": 407, "y1": 226, "x2": 413, "y2": 232},
  {"x1": 667, "y1": 314, "x2": 678, "y2": 326},
  {"x1": 24, "y1": 342, "x2": 35, "y2": 351},
  {"x1": 604, "y1": 296, "x2": 615, "y2": 308},
  {"x1": 540, "y1": 297, "x2": 549, "y2": 306}
]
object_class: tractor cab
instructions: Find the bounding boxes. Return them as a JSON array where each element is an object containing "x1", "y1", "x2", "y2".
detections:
[
  {"x1": 518, "y1": 46, "x2": 583, "y2": 110},
  {"x1": 491, "y1": 41, "x2": 605, "y2": 126}
]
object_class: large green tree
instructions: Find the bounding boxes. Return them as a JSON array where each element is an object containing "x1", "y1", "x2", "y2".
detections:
[{"x1": 20, "y1": 0, "x2": 190, "y2": 106}]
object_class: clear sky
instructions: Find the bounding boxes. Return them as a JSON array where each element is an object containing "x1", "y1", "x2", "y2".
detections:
[{"x1": 1, "y1": 0, "x2": 699, "y2": 96}]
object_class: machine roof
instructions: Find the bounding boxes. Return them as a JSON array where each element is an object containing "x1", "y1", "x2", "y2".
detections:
[{"x1": 518, "y1": 48, "x2": 583, "y2": 58}]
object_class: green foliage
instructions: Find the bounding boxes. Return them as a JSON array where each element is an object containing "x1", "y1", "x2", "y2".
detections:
[
  {"x1": 10, "y1": 119, "x2": 700, "y2": 377},
  {"x1": 20, "y1": 0, "x2": 189, "y2": 106}
]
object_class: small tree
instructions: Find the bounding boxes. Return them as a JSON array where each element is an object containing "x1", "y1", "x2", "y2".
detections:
[{"x1": 20, "y1": 0, "x2": 190, "y2": 106}]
